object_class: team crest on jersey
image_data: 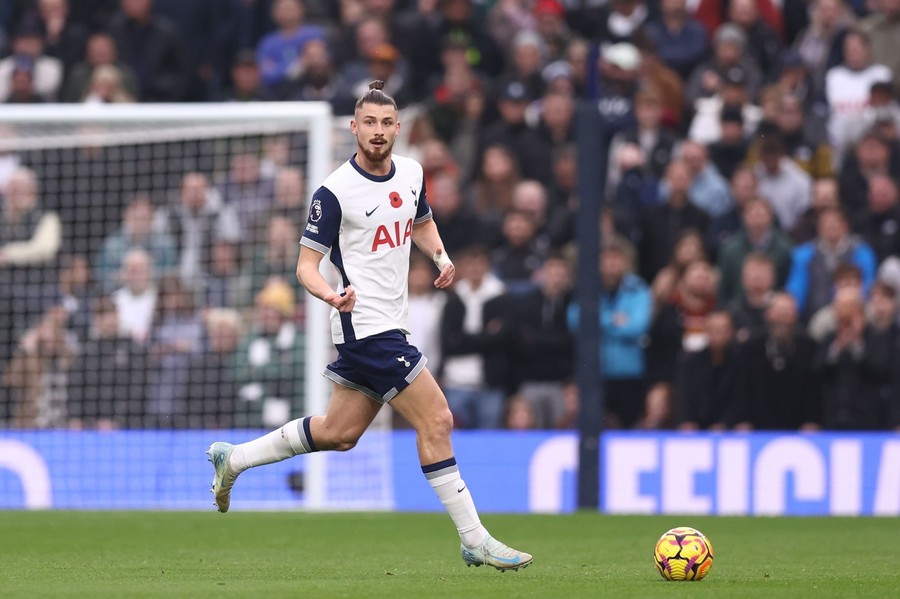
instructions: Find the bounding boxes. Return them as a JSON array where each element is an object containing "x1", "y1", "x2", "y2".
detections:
[
  {"x1": 310, "y1": 198, "x2": 323, "y2": 222},
  {"x1": 390, "y1": 191, "x2": 403, "y2": 208}
]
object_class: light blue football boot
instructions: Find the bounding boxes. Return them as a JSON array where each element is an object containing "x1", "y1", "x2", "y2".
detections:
[
  {"x1": 461, "y1": 535, "x2": 533, "y2": 572},
  {"x1": 206, "y1": 442, "x2": 239, "y2": 513}
]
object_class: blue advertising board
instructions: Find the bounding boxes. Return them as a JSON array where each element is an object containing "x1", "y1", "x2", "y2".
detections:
[{"x1": 0, "y1": 430, "x2": 897, "y2": 516}]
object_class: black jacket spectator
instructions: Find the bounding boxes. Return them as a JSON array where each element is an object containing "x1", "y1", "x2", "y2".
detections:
[
  {"x1": 511, "y1": 288, "x2": 573, "y2": 388},
  {"x1": 639, "y1": 199, "x2": 711, "y2": 283},
  {"x1": 740, "y1": 330, "x2": 821, "y2": 429},
  {"x1": 674, "y1": 343, "x2": 744, "y2": 429},
  {"x1": 69, "y1": 334, "x2": 148, "y2": 428},
  {"x1": 815, "y1": 325, "x2": 893, "y2": 430},
  {"x1": 108, "y1": 8, "x2": 190, "y2": 101}
]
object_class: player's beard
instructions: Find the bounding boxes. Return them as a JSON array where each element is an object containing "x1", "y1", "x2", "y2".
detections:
[{"x1": 360, "y1": 136, "x2": 393, "y2": 164}]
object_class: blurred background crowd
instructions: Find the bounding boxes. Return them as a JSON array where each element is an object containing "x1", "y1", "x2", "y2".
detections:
[{"x1": 1, "y1": 0, "x2": 899, "y2": 432}]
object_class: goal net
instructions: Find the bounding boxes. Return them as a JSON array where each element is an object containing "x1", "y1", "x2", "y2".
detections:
[{"x1": 0, "y1": 103, "x2": 393, "y2": 510}]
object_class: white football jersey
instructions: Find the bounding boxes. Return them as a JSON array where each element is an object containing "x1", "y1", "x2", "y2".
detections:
[{"x1": 300, "y1": 154, "x2": 432, "y2": 344}]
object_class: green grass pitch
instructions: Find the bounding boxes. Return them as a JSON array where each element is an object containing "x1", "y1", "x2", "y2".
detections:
[{"x1": 1, "y1": 512, "x2": 898, "y2": 598}]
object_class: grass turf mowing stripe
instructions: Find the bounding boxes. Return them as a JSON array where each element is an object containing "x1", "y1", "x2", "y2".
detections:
[{"x1": 1, "y1": 512, "x2": 898, "y2": 598}]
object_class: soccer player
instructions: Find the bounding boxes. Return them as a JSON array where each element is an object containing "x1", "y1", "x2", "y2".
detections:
[{"x1": 207, "y1": 81, "x2": 532, "y2": 571}]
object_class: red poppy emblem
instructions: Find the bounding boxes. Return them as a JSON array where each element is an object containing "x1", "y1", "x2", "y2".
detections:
[{"x1": 389, "y1": 191, "x2": 402, "y2": 208}]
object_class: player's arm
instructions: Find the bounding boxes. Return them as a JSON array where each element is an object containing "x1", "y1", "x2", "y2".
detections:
[
  {"x1": 296, "y1": 246, "x2": 356, "y2": 312},
  {"x1": 412, "y1": 217, "x2": 454, "y2": 289}
]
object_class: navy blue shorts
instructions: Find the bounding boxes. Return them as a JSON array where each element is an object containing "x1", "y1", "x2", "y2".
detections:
[{"x1": 324, "y1": 330, "x2": 427, "y2": 403}]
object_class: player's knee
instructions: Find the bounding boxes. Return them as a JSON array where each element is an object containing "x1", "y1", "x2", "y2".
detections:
[
  {"x1": 422, "y1": 407, "x2": 454, "y2": 441},
  {"x1": 333, "y1": 427, "x2": 365, "y2": 452}
]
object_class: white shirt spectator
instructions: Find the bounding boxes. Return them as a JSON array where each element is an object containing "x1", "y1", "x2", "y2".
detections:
[
  {"x1": 113, "y1": 286, "x2": 157, "y2": 344},
  {"x1": 755, "y1": 158, "x2": 813, "y2": 231},
  {"x1": 0, "y1": 55, "x2": 63, "y2": 101},
  {"x1": 825, "y1": 63, "x2": 892, "y2": 156}
]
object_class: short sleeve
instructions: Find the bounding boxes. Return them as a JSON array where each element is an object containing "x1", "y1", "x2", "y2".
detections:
[
  {"x1": 300, "y1": 187, "x2": 342, "y2": 254},
  {"x1": 414, "y1": 177, "x2": 432, "y2": 224}
]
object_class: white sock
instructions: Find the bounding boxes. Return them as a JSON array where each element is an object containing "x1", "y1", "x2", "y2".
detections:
[
  {"x1": 229, "y1": 416, "x2": 318, "y2": 473},
  {"x1": 423, "y1": 457, "x2": 489, "y2": 548}
]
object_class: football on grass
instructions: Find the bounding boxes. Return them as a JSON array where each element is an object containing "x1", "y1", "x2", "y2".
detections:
[{"x1": 653, "y1": 526, "x2": 714, "y2": 581}]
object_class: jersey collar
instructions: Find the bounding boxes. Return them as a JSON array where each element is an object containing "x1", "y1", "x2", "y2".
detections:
[{"x1": 350, "y1": 153, "x2": 396, "y2": 182}]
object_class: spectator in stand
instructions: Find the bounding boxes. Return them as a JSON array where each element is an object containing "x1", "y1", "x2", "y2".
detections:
[
  {"x1": 155, "y1": 172, "x2": 240, "y2": 291},
  {"x1": 509, "y1": 179, "x2": 553, "y2": 252},
  {"x1": 234, "y1": 278, "x2": 304, "y2": 428},
  {"x1": 424, "y1": 36, "x2": 485, "y2": 149},
  {"x1": 791, "y1": 175, "x2": 840, "y2": 244},
  {"x1": 256, "y1": 0, "x2": 327, "y2": 93},
  {"x1": 481, "y1": 80, "x2": 553, "y2": 187},
  {"x1": 243, "y1": 215, "x2": 304, "y2": 303},
  {"x1": 793, "y1": 0, "x2": 852, "y2": 93},
  {"x1": 590, "y1": 42, "x2": 642, "y2": 137},
  {"x1": 512, "y1": 253, "x2": 574, "y2": 428},
  {"x1": 689, "y1": 65, "x2": 763, "y2": 145},
  {"x1": 440, "y1": 244, "x2": 513, "y2": 429},
  {"x1": 94, "y1": 195, "x2": 176, "y2": 294},
  {"x1": 81, "y1": 64, "x2": 135, "y2": 103},
  {"x1": 203, "y1": 240, "x2": 241, "y2": 309},
  {"x1": 0, "y1": 26, "x2": 63, "y2": 102},
  {"x1": 2, "y1": 307, "x2": 74, "y2": 429},
  {"x1": 727, "y1": 0, "x2": 782, "y2": 75},
  {"x1": 338, "y1": 42, "x2": 412, "y2": 113},
  {"x1": 807, "y1": 263, "x2": 864, "y2": 343},
  {"x1": 673, "y1": 311, "x2": 747, "y2": 431},
  {"x1": 754, "y1": 133, "x2": 812, "y2": 232},
  {"x1": 221, "y1": 50, "x2": 265, "y2": 102},
  {"x1": 572, "y1": 241, "x2": 651, "y2": 428},
  {"x1": 112, "y1": 248, "x2": 158, "y2": 344},
  {"x1": 68, "y1": 296, "x2": 148, "y2": 430},
  {"x1": 35, "y1": 0, "x2": 88, "y2": 71},
  {"x1": 467, "y1": 143, "x2": 521, "y2": 229},
  {"x1": 694, "y1": 0, "x2": 785, "y2": 42},
  {"x1": 854, "y1": 175, "x2": 900, "y2": 264},
  {"x1": 0, "y1": 167, "x2": 62, "y2": 364},
  {"x1": 265, "y1": 166, "x2": 307, "y2": 232},
  {"x1": 545, "y1": 143, "x2": 578, "y2": 248},
  {"x1": 278, "y1": 38, "x2": 342, "y2": 104},
  {"x1": 825, "y1": 30, "x2": 892, "y2": 160},
  {"x1": 216, "y1": 151, "x2": 276, "y2": 242},
  {"x1": 61, "y1": 32, "x2": 139, "y2": 103},
  {"x1": 645, "y1": 0, "x2": 708, "y2": 80},
  {"x1": 748, "y1": 94, "x2": 833, "y2": 180},
  {"x1": 646, "y1": 259, "x2": 718, "y2": 405},
  {"x1": 673, "y1": 311, "x2": 746, "y2": 431},
  {"x1": 606, "y1": 87, "x2": 678, "y2": 197},
  {"x1": 685, "y1": 23, "x2": 762, "y2": 108},
  {"x1": 739, "y1": 293, "x2": 822, "y2": 430},
  {"x1": 429, "y1": 172, "x2": 500, "y2": 255},
  {"x1": 708, "y1": 107, "x2": 751, "y2": 181},
  {"x1": 868, "y1": 280, "x2": 898, "y2": 340},
  {"x1": 706, "y1": 166, "x2": 758, "y2": 257},
  {"x1": 639, "y1": 159, "x2": 711, "y2": 283},
  {"x1": 108, "y1": 0, "x2": 191, "y2": 102},
  {"x1": 534, "y1": 89, "x2": 575, "y2": 164},
  {"x1": 182, "y1": 308, "x2": 242, "y2": 429},
  {"x1": 406, "y1": 0, "x2": 503, "y2": 99},
  {"x1": 593, "y1": 0, "x2": 650, "y2": 46},
  {"x1": 680, "y1": 140, "x2": 733, "y2": 219},
  {"x1": 787, "y1": 208, "x2": 877, "y2": 321},
  {"x1": 5, "y1": 57, "x2": 45, "y2": 104},
  {"x1": 499, "y1": 30, "x2": 547, "y2": 102},
  {"x1": 718, "y1": 198, "x2": 793, "y2": 305},
  {"x1": 651, "y1": 228, "x2": 707, "y2": 311},
  {"x1": 53, "y1": 254, "x2": 94, "y2": 345},
  {"x1": 533, "y1": 0, "x2": 576, "y2": 62},
  {"x1": 839, "y1": 132, "x2": 896, "y2": 216},
  {"x1": 492, "y1": 209, "x2": 545, "y2": 295},
  {"x1": 729, "y1": 252, "x2": 777, "y2": 342},
  {"x1": 857, "y1": 0, "x2": 900, "y2": 99},
  {"x1": 814, "y1": 287, "x2": 894, "y2": 430},
  {"x1": 144, "y1": 276, "x2": 203, "y2": 428}
]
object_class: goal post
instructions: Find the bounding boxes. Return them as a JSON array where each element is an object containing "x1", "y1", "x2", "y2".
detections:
[{"x1": 0, "y1": 102, "x2": 393, "y2": 510}]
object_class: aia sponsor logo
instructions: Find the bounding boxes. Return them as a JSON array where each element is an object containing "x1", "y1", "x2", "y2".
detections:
[{"x1": 372, "y1": 218, "x2": 413, "y2": 252}]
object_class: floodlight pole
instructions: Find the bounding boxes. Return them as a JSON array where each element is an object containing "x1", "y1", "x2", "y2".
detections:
[{"x1": 574, "y1": 102, "x2": 606, "y2": 510}]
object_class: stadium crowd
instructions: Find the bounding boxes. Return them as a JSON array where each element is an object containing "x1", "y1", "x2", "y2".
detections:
[{"x1": 1, "y1": 0, "x2": 900, "y2": 432}]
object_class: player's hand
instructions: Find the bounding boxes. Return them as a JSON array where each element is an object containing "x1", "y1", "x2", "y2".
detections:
[
  {"x1": 433, "y1": 250, "x2": 454, "y2": 289},
  {"x1": 325, "y1": 286, "x2": 356, "y2": 313}
]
